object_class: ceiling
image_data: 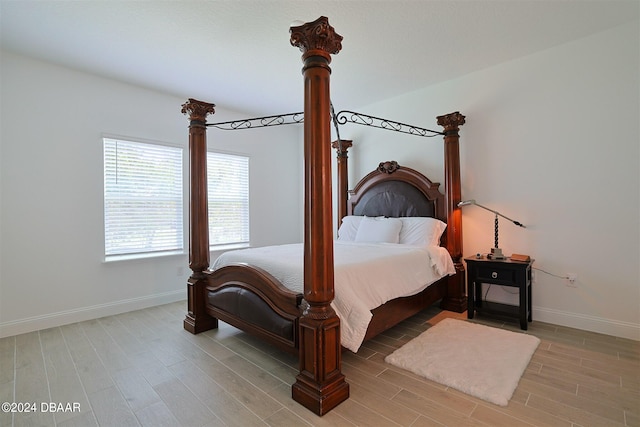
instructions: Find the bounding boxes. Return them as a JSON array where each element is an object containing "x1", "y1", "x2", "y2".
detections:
[{"x1": 1, "y1": 1, "x2": 638, "y2": 116}]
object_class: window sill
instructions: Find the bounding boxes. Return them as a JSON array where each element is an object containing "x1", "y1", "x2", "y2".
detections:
[{"x1": 104, "y1": 250, "x2": 186, "y2": 263}]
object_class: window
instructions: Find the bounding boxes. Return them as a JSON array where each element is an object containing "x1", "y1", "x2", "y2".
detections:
[
  {"x1": 207, "y1": 152, "x2": 250, "y2": 249},
  {"x1": 103, "y1": 138, "x2": 183, "y2": 259}
]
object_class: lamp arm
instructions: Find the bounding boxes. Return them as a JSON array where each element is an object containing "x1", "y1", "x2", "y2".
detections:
[{"x1": 472, "y1": 202, "x2": 526, "y2": 228}]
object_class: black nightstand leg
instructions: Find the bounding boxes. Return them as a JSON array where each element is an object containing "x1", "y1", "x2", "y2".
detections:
[
  {"x1": 528, "y1": 291, "x2": 533, "y2": 322},
  {"x1": 467, "y1": 280, "x2": 475, "y2": 319},
  {"x1": 475, "y1": 281, "x2": 483, "y2": 309},
  {"x1": 518, "y1": 269, "x2": 527, "y2": 330},
  {"x1": 527, "y1": 268, "x2": 533, "y2": 322}
]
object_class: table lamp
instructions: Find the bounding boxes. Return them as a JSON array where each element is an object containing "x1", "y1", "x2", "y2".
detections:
[{"x1": 458, "y1": 199, "x2": 525, "y2": 259}]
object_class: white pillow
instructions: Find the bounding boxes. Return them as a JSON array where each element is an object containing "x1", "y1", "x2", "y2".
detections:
[
  {"x1": 399, "y1": 217, "x2": 447, "y2": 246},
  {"x1": 355, "y1": 217, "x2": 403, "y2": 243},
  {"x1": 337, "y1": 216, "x2": 364, "y2": 241}
]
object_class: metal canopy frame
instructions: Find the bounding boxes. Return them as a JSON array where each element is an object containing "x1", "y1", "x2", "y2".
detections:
[{"x1": 206, "y1": 108, "x2": 444, "y2": 137}]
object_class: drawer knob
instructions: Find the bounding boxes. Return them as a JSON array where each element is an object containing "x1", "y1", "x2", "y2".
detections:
[{"x1": 491, "y1": 272, "x2": 498, "y2": 279}]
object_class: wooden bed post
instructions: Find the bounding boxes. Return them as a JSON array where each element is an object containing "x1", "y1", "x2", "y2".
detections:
[
  {"x1": 181, "y1": 98, "x2": 218, "y2": 334},
  {"x1": 290, "y1": 17, "x2": 349, "y2": 415},
  {"x1": 332, "y1": 139, "x2": 352, "y2": 223},
  {"x1": 437, "y1": 112, "x2": 467, "y2": 312}
]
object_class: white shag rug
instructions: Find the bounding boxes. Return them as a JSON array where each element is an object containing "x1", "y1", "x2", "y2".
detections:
[{"x1": 384, "y1": 318, "x2": 540, "y2": 406}]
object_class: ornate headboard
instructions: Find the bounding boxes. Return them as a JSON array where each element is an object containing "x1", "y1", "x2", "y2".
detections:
[{"x1": 347, "y1": 161, "x2": 446, "y2": 222}]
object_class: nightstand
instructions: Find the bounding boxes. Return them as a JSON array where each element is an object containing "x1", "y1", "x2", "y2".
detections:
[{"x1": 465, "y1": 256, "x2": 534, "y2": 330}]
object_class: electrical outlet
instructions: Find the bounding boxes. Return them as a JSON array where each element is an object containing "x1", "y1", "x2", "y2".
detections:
[{"x1": 566, "y1": 273, "x2": 577, "y2": 287}]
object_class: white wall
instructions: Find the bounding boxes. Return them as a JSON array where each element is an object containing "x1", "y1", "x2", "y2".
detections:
[
  {"x1": 0, "y1": 51, "x2": 302, "y2": 338},
  {"x1": 337, "y1": 22, "x2": 639, "y2": 340}
]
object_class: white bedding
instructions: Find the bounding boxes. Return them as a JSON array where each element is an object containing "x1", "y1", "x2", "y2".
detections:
[{"x1": 211, "y1": 241, "x2": 455, "y2": 352}]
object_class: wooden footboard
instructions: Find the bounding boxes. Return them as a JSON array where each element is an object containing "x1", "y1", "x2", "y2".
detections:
[
  {"x1": 205, "y1": 264, "x2": 303, "y2": 354},
  {"x1": 202, "y1": 261, "x2": 451, "y2": 354}
]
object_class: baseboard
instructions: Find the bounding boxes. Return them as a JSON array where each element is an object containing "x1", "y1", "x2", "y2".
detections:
[
  {"x1": 534, "y1": 306, "x2": 640, "y2": 341},
  {"x1": 0, "y1": 290, "x2": 186, "y2": 339},
  {"x1": 3, "y1": 291, "x2": 637, "y2": 341},
  {"x1": 483, "y1": 285, "x2": 639, "y2": 341}
]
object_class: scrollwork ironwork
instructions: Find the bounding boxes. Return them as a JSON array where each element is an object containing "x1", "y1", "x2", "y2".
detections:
[
  {"x1": 335, "y1": 110, "x2": 443, "y2": 137},
  {"x1": 205, "y1": 108, "x2": 446, "y2": 140},
  {"x1": 207, "y1": 112, "x2": 304, "y2": 130}
]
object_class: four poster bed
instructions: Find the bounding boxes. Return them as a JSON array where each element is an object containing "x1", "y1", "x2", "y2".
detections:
[{"x1": 180, "y1": 17, "x2": 466, "y2": 415}]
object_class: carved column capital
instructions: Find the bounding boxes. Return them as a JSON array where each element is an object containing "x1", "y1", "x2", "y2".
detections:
[
  {"x1": 181, "y1": 98, "x2": 216, "y2": 123},
  {"x1": 290, "y1": 16, "x2": 343, "y2": 60},
  {"x1": 436, "y1": 111, "x2": 466, "y2": 133},
  {"x1": 331, "y1": 139, "x2": 352, "y2": 157}
]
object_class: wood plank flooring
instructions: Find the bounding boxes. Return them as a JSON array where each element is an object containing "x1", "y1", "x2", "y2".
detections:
[{"x1": 1, "y1": 301, "x2": 638, "y2": 426}]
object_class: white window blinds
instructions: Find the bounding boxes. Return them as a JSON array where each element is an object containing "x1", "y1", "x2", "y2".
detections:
[
  {"x1": 207, "y1": 152, "x2": 250, "y2": 248},
  {"x1": 103, "y1": 138, "x2": 183, "y2": 258}
]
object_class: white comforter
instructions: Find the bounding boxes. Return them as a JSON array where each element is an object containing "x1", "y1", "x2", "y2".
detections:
[{"x1": 211, "y1": 241, "x2": 455, "y2": 352}]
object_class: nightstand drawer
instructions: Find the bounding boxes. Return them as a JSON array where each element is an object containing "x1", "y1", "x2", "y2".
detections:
[{"x1": 476, "y1": 265, "x2": 516, "y2": 284}]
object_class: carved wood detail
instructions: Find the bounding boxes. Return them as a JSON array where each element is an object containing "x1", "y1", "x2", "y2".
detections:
[
  {"x1": 378, "y1": 160, "x2": 400, "y2": 174},
  {"x1": 290, "y1": 16, "x2": 343, "y2": 57}
]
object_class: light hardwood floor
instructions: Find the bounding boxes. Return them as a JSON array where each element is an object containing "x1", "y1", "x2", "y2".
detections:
[{"x1": 1, "y1": 301, "x2": 638, "y2": 427}]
